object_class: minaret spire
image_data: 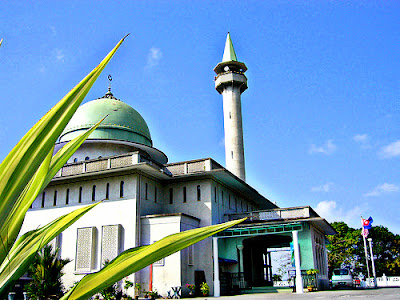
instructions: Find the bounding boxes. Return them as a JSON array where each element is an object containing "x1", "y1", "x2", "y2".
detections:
[
  {"x1": 214, "y1": 33, "x2": 248, "y2": 181},
  {"x1": 222, "y1": 32, "x2": 238, "y2": 62}
]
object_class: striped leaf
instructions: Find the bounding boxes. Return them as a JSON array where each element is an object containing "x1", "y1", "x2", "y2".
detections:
[
  {"x1": 0, "y1": 35, "x2": 127, "y2": 248},
  {"x1": 0, "y1": 202, "x2": 100, "y2": 295},
  {"x1": 61, "y1": 218, "x2": 246, "y2": 300},
  {"x1": 0, "y1": 117, "x2": 106, "y2": 260}
]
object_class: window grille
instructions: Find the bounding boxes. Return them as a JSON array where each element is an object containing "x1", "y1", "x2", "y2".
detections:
[
  {"x1": 75, "y1": 227, "x2": 96, "y2": 273},
  {"x1": 101, "y1": 225, "x2": 121, "y2": 266}
]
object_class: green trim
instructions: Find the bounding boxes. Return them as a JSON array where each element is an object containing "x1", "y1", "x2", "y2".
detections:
[{"x1": 216, "y1": 222, "x2": 303, "y2": 238}]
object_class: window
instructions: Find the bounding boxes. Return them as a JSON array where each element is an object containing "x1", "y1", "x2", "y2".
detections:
[
  {"x1": 229, "y1": 112, "x2": 231, "y2": 119},
  {"x1": 231, "y1": 151, "x2": 234, "y2": 159},
  {"x1": 92, "y1": 185, "x2": 96, "y2": 201},
  {"x1": 79, "y1": 187, "x2": 82, "y2": 203},
  {"x1": 214, "y1": 187, "x2": 217, "y2": 202},
  {"x1": 101, "y1": 225, "x2": 121, "y2": 266},
  {"x1": 53, "y1": 190, "x2": 57, "y2": 206},
  {"x1": 85, "y1": 156, "x2": 90, "y2": 161},
  {"x1": 41, "y1": 192, "x2": 45, "y2": 208},
  {"x1": 169, "y1": 188, "x2": 173, "y2": 204},
  {"x1": 105, "y1": 183, "x2": 110, "y2": 200},
  {"x1": 66, "y1": 189, "x2": 69, "y2": 205},
  {"x1": 197, "y1": 185, "x2": 201, "y2": 201},
  {"x1": 228, "y1": 194, "x2": 231, "y2": 208},
  {"x1": 154, "y1": 186, "x2": 157, "y2": 203},
  {"x1": 120, "y1": 181, "x2": 124, "y2": 198},
  {"x1": 221, "y1": 191, "x2": 224, "y2": 207},
  {"x1": 145, "y1": 183, "x2": 148, "y2": 200},
  {"x1": 76, "y1": 227, "x2": 96, "y2": 273},
  {"x1": 73, "y1": 158, "x2": 78, "y2": 163},
  {"x1": 183, "y1": 187, "x2": 187, "y2": 203},
  {"x1": 188, "y1": 244, "x2": 194, "y2": 266}
]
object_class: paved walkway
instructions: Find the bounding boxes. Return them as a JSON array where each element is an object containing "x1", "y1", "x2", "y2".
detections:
[{"x1": 181, "y1": 287, "x2": 400, "y2": 300}]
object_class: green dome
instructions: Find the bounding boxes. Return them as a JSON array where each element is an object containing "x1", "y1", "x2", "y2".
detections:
[{"x1": 59, "y1": 94, "x2": 152, "y2": 146}]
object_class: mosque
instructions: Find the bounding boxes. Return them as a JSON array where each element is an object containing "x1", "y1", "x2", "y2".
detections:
[{"x1": 21, "y1": 34, "x2": 335, "y2": 297}]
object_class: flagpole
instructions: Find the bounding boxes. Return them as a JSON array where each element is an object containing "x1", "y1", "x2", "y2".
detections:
[
  {"x1": 362, "y1": 234, "x2": 370, "y2": 279},
  {"x1": 361, "y1": 217, "x2": 371, "y2": 281},
  {"x1": 368, "y1": 238, "x2": 377, "y2": 288}
]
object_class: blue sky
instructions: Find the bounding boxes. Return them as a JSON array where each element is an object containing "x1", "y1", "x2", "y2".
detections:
[{"x1": 1, "y1": 1, "x2": 399, "y2": 233}]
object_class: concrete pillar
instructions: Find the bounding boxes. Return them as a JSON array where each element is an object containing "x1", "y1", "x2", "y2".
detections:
[
  {"x1": 222, "y1": 85, "x2": 246, "y2": 181},
  {"x1": 213, "y1": 237, "x2": 220, "y2": 297},
  {"x1": 292, "y1": 230, "x2": 304, "y2": 293},
  {"x1": 237, "y1": 244, "x2": 244, "y2": 273}
]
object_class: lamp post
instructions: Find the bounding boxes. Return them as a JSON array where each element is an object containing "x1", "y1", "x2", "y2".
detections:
[{"x1": 367, "y1": 238, "x2": 377, "y2": 288}]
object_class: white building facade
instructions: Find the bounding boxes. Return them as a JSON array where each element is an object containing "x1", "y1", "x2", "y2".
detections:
[{"x1": 21, "y1": 34, "x2": 335, "y2": 297}]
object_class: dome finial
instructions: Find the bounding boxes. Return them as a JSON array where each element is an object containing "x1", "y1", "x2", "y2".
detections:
[{"x1": 104, "y1": 74, "x2": 117, "y2": 100}]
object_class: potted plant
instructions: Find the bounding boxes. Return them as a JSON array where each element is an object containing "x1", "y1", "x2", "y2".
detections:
[
  {"x1": 200, "y1": 282, "x2": 209, "y2": 296},
  {"x1": 186, "y1": 284, "x2": 195, "y2": 297},
  {"x1": 306, "y1": 269, "x2": 319, "y2": 291},
  {"x1": 133, "y1": 283, "x2": 141, "y2": 300},
  {"x1": 148, "y1": 289, "x2": 159, "y2": 300},
  {"x1": 143, "y1": 290, "x2": 149, "y2": 299}
]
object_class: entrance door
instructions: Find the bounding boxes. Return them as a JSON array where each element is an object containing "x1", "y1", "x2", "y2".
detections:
[{"x1": 243, "y1": 235, "x2": 292, "y2": 287}]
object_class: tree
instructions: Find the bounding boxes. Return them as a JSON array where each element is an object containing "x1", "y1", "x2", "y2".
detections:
[
  {"x1": 25, "y1": 245, "x2": 71, "y2": 300},
  {"x1": 327, "y1": 221, "x2": 400, "y2": 277},
  {"x1": 326, "y1": 222, "x2": 362, "y2": 277}
]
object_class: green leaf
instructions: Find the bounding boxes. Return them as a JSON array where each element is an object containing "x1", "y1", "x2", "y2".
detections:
[
  {"x1": 0, "y1": 202, "x2": 100, "y2": 295},
  {"x1": 0, "y1": 117, "x2": 106, "y2": 262},
  {"x1": 0, "y1": 35, "x2": 128, "y2": 239},
  {"x1": 62, "y1": 218, "x2": 246, "y2": 300},
  {"x1": 0, "y1": 148, "x2": 53, "y2": 263}
]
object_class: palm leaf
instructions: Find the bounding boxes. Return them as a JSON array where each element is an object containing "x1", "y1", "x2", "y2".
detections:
[
  {"x1": 61, "y1": 218, "x2": 246, "y2": 300},
  {"x1": 0, "y1": 202, "x2": 100, "y2": 295},
  {"x1": 0, "y1": 35, "x2": 127, "y2": 261},
  {"x1": 0, "y1": 118, "x2": 106, "y2": 261}
]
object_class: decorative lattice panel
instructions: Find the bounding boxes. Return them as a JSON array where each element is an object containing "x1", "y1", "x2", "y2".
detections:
[
  {"x1": 167, "y1": 164, "x2": 185, "y2": 175},
  {"x1": 76, "y1": 227, "x2": 95, "y2": 273},
  {"x1": 62, "y1": 164, "x2": 84, "y2": 176},
  {"x1": 187, "y1": 161, "x2": 205, "y2": 173},
  {"x1": 110, "y1": 156, "x2": 132, "y2": 168},
  {"x1": 101, "y1": 225, "x2": 121, "y2": 265},
  {"x1": 86, "y1": 160, "x2": 108, "y2": 172}
]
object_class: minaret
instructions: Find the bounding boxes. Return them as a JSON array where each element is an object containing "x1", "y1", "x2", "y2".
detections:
[{"x1": 214, "y1": 33, "x2": 248, "y2": 181}]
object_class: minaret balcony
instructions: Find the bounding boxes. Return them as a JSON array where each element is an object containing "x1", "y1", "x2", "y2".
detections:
[{"x1": 215, "y1": 72, "x2": 248, "y2": 94}]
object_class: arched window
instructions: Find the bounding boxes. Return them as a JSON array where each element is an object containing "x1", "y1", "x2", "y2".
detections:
[
  {"x1": 105, "y1": 183, "x2": 110, "y2": 200},
  {"x1": 92, "y1": 185, "x2": 96, "y2": 201},
  {"x1": 120, "y1": 181, "x2": 124, "y2": 198},
  {"x1": 197, "y1": 185, "x2": 201, "y2": 201},
  {"x1": 183, "y1": 187, "x2": 187, "y2": 203},
  {"x1": 66, "y1": 188, "x2": 69, "y2": 205},
  {"x1": 53, "y1": 190, "x2": 57, "y2": 206},
  {"x1": 79, "y1": 187, "x2": 82, "y2": 203},
  {"x1": 41, "y1": 192, "x2": 46, "y2": 208},
  {"x1": 85, "y1": 156, "x2": 90, "y2": 161},
  {"x1": 73, "y1": 158, "x2": 78, "y2": 163}
]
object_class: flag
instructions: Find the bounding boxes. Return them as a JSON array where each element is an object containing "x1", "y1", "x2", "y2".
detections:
[
  {"x1": 362, "y1": 216, "x2": 373, "y2": 229},
  {"x1": 361, "y1": 228, "x2": 369, "y2": 237}
]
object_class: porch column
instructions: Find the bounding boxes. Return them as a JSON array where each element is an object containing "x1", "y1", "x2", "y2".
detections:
[
  {"x1": 292, "y1": 230, "x2": 304, "y2": 293},
  {"x1": 213, "y1": 237, "x2": 220, "y2": 297},
  {"x1": 237, "y1": 244, "x2": 244, "y2": 273}
]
